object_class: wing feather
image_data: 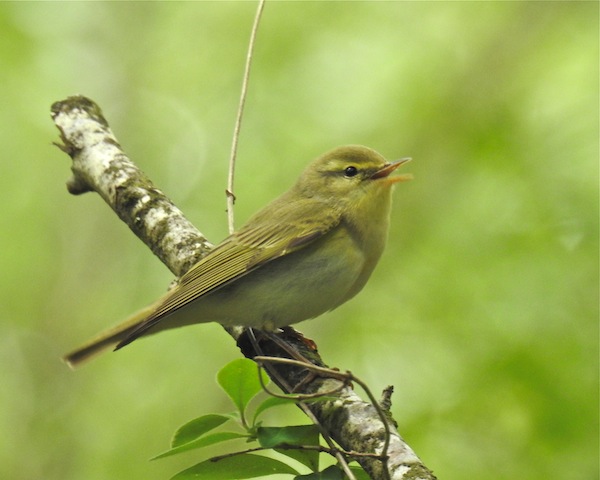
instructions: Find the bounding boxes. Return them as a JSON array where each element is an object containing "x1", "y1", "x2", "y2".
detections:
[{"x1": 116, "y1": 197, "x2": 341, "y2": 348}]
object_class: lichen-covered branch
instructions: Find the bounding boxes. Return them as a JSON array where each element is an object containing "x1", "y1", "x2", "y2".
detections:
[
  {"x1": 50, "y1": 96, "x2": 213, "y2": 277},
  {"x1": 51, "y1": 95, "x2": 436, "y2": 480},
  {"x1": 310, "y1": 379, "x2": 432, "y2": 480}
]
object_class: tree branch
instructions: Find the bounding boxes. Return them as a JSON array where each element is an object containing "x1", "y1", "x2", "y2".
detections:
[
  {"x1": 51, "y1": 95, "x2": 436, "y2": 480},
  {"x1": 50, "y1": 96, "x2": 213, "y2": 277}
]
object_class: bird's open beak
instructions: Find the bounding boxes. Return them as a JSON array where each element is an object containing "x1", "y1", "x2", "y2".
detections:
[{"x1": 371, "y1": 158, "x2": 413, "y2": 184}]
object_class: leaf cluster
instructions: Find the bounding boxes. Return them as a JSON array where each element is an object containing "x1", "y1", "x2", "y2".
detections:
[{"x1": 157, "y1": 359, "x2": 369, "y2": 480}]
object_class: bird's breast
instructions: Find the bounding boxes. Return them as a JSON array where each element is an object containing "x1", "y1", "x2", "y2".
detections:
[{"x1": 186, "y1": 225, "x2": 368, "y2": 329}]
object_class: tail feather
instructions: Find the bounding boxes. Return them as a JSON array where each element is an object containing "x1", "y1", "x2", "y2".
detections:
[{"x1": 62, "y1": 305, "x2": 154, "y2": 369}]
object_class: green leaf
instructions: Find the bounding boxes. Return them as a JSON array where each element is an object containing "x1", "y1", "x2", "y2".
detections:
[
  {"x1": 217, "y1": 359, "x2": 268, "y2": 417},
  {"x1": 254, "y1": 393, "x2": 337, "y2": 424},
  {"x1": 153, "y1": 432, "x2": 248, "y2": 460},
  {"x1": 347, "y1": 466, "x2": 371, "y2": 480},
  {"x1": 258, "y1": 425, "x2": 320, "y2": 471},
  {"x1": 172, "y1": 414, "x2": 233, "y2": 448},
  {"x1": 253, "y1": 395, "x2": 297, "y2": 424},
  {"x1": 295, "y1": 465, "x2": 344, "y2": 479},
  {"x1": 171, "y1": 453, "x2": 299, "y2": 479}
]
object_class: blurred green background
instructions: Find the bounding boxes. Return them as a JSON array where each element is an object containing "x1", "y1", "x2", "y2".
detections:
[{"x1": 1, "y1": 2, "x2": 597, "y2": 479}]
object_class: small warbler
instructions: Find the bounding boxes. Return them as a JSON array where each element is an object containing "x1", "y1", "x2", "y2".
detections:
[{"x1": 64, "y1": 145, "x2": 411, "y2": 368}]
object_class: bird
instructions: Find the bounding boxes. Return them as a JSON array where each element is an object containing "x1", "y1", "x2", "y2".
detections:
[{"x1": 63, "y1": 145, "x2": 411, "y2": 368}]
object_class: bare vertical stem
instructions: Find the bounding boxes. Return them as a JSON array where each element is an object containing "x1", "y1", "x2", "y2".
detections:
[{"x1": 226, "y1": 0, "x2": 266, "y2": 234}]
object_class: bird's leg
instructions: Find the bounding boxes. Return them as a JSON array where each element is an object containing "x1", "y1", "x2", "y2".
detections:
[{"x1": 238, "y1": 327, "x2": 325, "y2": 393}]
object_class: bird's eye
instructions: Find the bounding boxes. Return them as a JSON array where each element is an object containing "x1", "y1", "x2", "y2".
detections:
[{"x1": 344, "y1": 166, "x2": 359, "y2": 178}]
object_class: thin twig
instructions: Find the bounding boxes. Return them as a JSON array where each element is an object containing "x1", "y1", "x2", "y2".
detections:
[
  {"x1": 348, "y1": 374, "x2": 392, "y2": 480},
  {"x1": 296, "y1": 399, "x2": 357, "y2": 480},
  {"x1": 226, "y1": 0, "x2": 266, "y2": 234},
  {"x1": 254, "y1": 356, "x2": 394, "y2": 480},
  {"x1": 209, "y1": 443, "x2": 384, "y2": 464},
  {"x1": 251, "y1": 356, "x2": 356, "y2": 480},
  {"x1": 256, "y1": 363, "x2": 349, "y2": 400}
]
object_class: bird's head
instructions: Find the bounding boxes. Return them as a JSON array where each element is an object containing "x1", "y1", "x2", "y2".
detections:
[{"x1": 296, "y1": 145, "x2": 412, "y2": 205}]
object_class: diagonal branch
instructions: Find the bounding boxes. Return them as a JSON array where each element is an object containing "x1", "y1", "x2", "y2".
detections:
[
  {"x1": 50, "y1": 95, "x2": 437, "y2": 480},
  {"x1": 51, "y1": 96, "x2": 213, "y2": 278}
]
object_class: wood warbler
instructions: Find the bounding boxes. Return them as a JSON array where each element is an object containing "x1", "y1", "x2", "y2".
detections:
[{"x1": 63, "y1": 145, "x2": 411, "y2": 368}]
